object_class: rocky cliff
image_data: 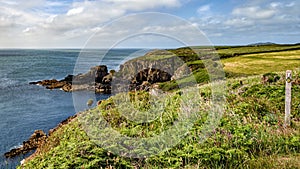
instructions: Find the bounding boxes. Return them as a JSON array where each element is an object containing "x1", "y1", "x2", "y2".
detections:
[{"x1": 29, "y1": 49, "x2": 192, "y2": 94}]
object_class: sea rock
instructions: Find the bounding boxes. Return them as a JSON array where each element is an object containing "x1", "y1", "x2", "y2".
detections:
[
  {"x1": 46, "y1": 81, "x2": 68, "y2": 89},
  {"x1": 61, "y1": 74, "x2": 74, "y2": 83},
  {"x1": 62, "y1": 83, "x2": 72, "y2": 92},
  {"x1": 29, "y1": 79, "x2": 58, "y2": 86},
  {"x1": 4, "y1": 130, "x2": 47, "y2": 158},
  {"x1": 102, "y1": 74, "x2": 113, "y2": 84},
  {"x1": 95, "y1": 83, "x2": 111, "y2": 94},
  {"x1": 30, "y1": 65, "x2": 110, "y2": 93},
  {"x1": 30, "y1": 57, "x2": 176, "y2": 93},
  {"x1": 94, "y1": 65, "x2": 109, "y2": 83},
  {"x1": 72, "y1": 65, "x2": 108, "y2": 85},
  {"x1": 11, "y1": 114, "x2": 78, "y2": 163}
]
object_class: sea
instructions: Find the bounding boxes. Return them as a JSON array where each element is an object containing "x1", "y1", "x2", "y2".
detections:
[{"x1": 0, "y1": 49, "x2": 147, "y2": 168}]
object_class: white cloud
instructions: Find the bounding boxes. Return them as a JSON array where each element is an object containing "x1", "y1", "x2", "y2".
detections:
[
  {"x1": 188, "y1": 1, "x2": 300, "y2": 45},
  {"x1": 224, "y1": 17, "x2": 254, "y2": 27},
  {"x1": 103, "y1": 0, "x2": 181, "y2": 11},
  {"x1": 66, "y1": 7, "x2": 84, "y2": 16},
  {"x1": 0, "y1": 0, "x2": 185, "y2": 48},
  {"x1": 46, "y1": 1, "x2": 68, "y2": 7},
  {"x1": 197, "y1": 4, "x2": 210, "y2": 13},
  {"x1": 22, "y1": 27, "x2": 38, "y2": 34},
  {"x1": 0, "y1": 0, "x2": 18, "y2": 5},
  {"x1": 232, "y1": 6, "x2": 276, "y2": 19},
  {"x1": 270, "y1": 2, "x2": 282, "y2": 8},
  {"x1": 0, "y1": 0, "x2": 299, "y2": 47}
]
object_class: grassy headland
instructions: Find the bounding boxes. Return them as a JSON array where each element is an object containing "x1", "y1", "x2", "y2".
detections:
[{"x1": 20, "y1": 44, "x2": 300, "y2": 168}]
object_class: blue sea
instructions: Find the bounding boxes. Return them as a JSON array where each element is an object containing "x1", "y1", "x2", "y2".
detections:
[{"x1": 0, "y1": 49, "x2": 147, "y2": 168}]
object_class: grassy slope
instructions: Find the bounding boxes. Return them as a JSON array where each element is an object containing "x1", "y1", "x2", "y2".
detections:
[{"x1": 21, "y1": 45, "x2": 300, "y2": 168}]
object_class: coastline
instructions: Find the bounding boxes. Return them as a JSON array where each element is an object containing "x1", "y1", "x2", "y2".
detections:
[
  {"x1": 4, "y1": 48, "x2": 183, "y2": 161},
  {"x1": 5, "y1": 45, "x2": 300, "y2": 168}
]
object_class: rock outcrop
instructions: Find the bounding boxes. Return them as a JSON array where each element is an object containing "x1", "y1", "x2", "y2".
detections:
[
  {"x1": 111, "y1": 50, "x2": 191, "y2": 93},
  {"x1": 127, "y1": 68, "x2": 172, "y2": 91},
  {"x1": 4, "y1": 114, "x2": 78, "y2": 159},
  {"x1": 30, "y1": 65, "x2": 112, "y2": 94},
  {"x1": 29, "y1": 49, "x2": 193, "y2": 94},
  {"x1": 4, "y1": 130, "x2": 47, "y2": 158}
]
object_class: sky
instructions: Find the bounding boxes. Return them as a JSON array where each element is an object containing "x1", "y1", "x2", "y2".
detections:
[{"x1": 0, "y1": 0, "x2": 299, "y2": 48}]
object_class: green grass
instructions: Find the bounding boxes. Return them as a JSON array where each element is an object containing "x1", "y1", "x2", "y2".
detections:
[
  {"x1": 223, "y1": 50, "x2": 300, "y2": 75},
  {"x1": 216, "y1": 44, "x2": 300, "y2": 58}
]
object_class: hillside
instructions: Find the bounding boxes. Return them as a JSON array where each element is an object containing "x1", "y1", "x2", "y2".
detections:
[{"x1": 19, "y1": 44, "x2": 300, "y2": 168}]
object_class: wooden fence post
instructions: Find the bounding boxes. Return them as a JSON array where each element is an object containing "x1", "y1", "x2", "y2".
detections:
[{"x1": 284, "y1": 70, "x2": 292, "y2": 127}]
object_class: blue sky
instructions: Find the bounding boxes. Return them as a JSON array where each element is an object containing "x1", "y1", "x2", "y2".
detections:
[{"x1": 0, "y1": 0, "x2": 299, "y2": 48}]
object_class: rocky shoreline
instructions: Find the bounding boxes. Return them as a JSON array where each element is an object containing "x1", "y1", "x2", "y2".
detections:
[
  {"x1": 29, "y1": 62, "x2": 178, "y2": 94},
  {"x1": 5, "y1": 49, "x2": 192, "y2": 160},
  {"x1": 4, "y1": 130, "x2": 47, "y2": 158},
  {"x1": 29, "y1": 65, "x2": 113, "y2": 94},
  {"x1": 4, "y1": 114, "x2": 77, "y2": 158}
]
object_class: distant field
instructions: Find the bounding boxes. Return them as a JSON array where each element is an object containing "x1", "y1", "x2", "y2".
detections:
[
  {"x1": 222, "y1": 49, "x2": 300, "y2": 75},
  {"x1": 216, "y1": 44, "x2": 300, "y2": 59}
]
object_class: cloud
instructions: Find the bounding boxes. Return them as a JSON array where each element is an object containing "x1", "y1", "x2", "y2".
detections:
[
  {"x1": 66, "y1": 7, "x2": 84, "y2": 16},
  {"x1": 232, "y1": 6, "x2": 276, "y2": 19},
  {"x1": 103, "y1": 0, "x2": 181, "y2": 11},
  {"x1": 197, "y1": 4, "x2": 210, "y2": 13},
  {"x1": 1, "y1": 0, "x2": 18, "y2": 5},
  {"x1": 270, "y1": 2, "x2": 283, "y2": 8},
  {"x1": 0, "y1": 0, "x2": 299, "y2": 47},
  {"x1": 224, "y1": 18, "x2": 254, "y2": 27},
  {"x1": 0, "y1": 0, "x2": 185, "y2": 48},
  {"x1": 189, "y1": 0, "x2": 300, "y2": 45}
]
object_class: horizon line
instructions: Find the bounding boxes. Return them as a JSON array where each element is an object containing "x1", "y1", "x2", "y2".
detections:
[{"x1": 0, "y1": 42, "x2": 299, "y2": 50}]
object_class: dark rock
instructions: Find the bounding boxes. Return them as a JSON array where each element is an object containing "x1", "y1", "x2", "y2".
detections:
[
  {"x1": 95, "y1": 83, "x2": 111, "y2": 94},
  {"x1": 134, "y1": 68, "x2": 171, "y2": 85},
  {"x1": 46, "y1": 81, "x2": 68, "y2": 89},
  {"x1": 61, "y1": 75, "x2": 74, "y2": 83},
  {"x1": 30, "y1": 62, "x2": 173, "y2": 94},
  {"x1": 261, "y1": 73, "x2": 281, "y2": 84},
  {"x1": 102, "y1": 74, "x2": 113, "y2": 84},
  {"x1": 72, "y1": 65, "x2": 108, "y2": 85},
  {"x1": 62, "y1": 83, "x2": 72, "y2": 92},
  {"x1": 38, "y1": 79, "x2": 58, "y2": 86},
  {"x1": 171, "y1": 65, "x2": 191, "y2": 80},
  {"x1": 94, "y1": 65, "x2": 109, "y2": 83},
  {"x1": 4, "y1": 130, "x2": 47, "y2": 158},
  {"x1": 29, "y1": 81, "x2": 39, "y2": 85}
]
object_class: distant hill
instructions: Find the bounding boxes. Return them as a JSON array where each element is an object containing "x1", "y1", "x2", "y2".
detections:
[{"x1": 248, "y1": 42, "x2": 277, "y2": 46}]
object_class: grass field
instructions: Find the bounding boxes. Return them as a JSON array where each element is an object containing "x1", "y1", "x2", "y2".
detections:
[
  {"x1": 223, "y1": 49, "x2": 300, "y2": 75},
  {"x1": 216, "y1": 44, "x2": 300, "y2": 59}
]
